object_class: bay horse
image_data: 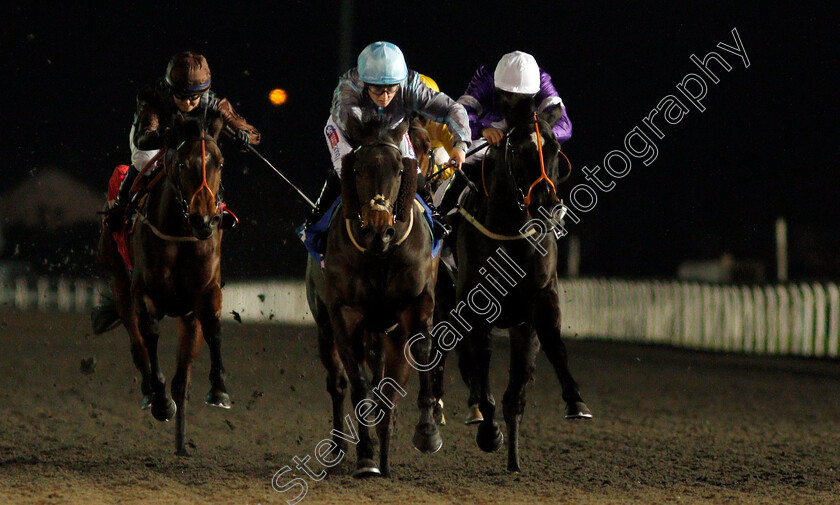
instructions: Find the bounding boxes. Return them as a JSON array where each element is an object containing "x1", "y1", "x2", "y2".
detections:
[
  {"x1": 97, "y1": 116, "x2": 230, "y2": 456},
  {"x1": 305, "y1": 117, "x2": 441, "y2": 477},
  {"x1": 407, "y1": 116, "x2": 463, "y2": 426},
  {"x1": 444, "y1": 96, "x2": 592, "y2": 472}
]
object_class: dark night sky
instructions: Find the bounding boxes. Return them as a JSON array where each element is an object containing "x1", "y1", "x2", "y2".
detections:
[{"x1": 2, "y1": 1, "x2": 838, "y2": 279}]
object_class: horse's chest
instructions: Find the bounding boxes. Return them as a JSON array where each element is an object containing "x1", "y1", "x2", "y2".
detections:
[{"x1": 332, "y1": 261, "x2": 426, "y2": 313}]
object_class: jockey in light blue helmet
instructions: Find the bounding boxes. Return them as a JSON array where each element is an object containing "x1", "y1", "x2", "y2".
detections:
[
  {"x1": 301, "y1": 41, "x2": 471, "y2": 230},
  {"x1": 357, "y1": 41, "x2": 408, "y2": 84}
]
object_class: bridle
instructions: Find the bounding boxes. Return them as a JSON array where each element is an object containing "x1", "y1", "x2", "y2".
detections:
[
  {"x1": 349, "y1": 140, "x2": 404, "y2": 227},
  {"x1": 344, "y1": 139, "x2": 420, "y2": 254},
  {"x1": 462, "y1": 112, "x2": 571, "y2": 241},
  {"x1": 169, "y1": 133, "x2": 223, "y2": 225},
  {"x1": 501, "y1": 112, "x2": 558, "y2": 211}
]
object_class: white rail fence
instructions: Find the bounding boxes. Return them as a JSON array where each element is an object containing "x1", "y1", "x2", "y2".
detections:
[
  {"x1": 559, "y1": 280, "x2": 840, "y2": 358},
  {"x1": 2, "y1": 277, "x2": 838, "y2": 358}
]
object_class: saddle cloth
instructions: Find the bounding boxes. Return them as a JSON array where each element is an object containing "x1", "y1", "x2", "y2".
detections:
[{"x1": 297, "y1": 194, "x2": 441, "y2": 265}]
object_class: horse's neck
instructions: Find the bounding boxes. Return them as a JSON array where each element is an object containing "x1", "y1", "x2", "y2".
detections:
[
  {"x1": 483, "y1": 166, "x2": 528, "y2": 231},
  {"x1": 144, "y1": 181, "x2": 187, "y2": 234}
]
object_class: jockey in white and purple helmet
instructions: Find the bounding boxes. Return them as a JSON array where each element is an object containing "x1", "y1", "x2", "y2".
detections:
[{"x1": 457, "y1": 50, "x2": 571, "y2": 158}]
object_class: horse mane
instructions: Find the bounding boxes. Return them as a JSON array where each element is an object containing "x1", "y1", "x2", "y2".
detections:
[
  {"x1": 166, "y1": 116, "x2": 207, "y2": 149},
  {"x1": 499, "y1": 91, "x2": 537, "y2": 129},
  {"x1": 395, "y1": 157, "x2": 418, "y2": 222}
]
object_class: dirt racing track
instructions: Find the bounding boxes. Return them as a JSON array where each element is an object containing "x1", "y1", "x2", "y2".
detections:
[{"x1": 1, "y1": 308, "x2": 839, "y2": 504}]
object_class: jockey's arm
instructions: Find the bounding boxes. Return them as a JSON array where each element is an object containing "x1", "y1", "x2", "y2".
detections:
[
  {"x1": 330, "y1": 70, "x2": 364, "y2": 135},
  {"x1": 534, "y1": 68, "x2": 572, "y2": 144},
  {"x1": 410, "y1": 73, "x2": 470, "y2": 169},
  {"x1": 134, "y1": 100, "x2": 164, "y2": 151},
  {"x1": 457, "y1": 65, "x2": 496, "y2": 142},
  {"x1": 213, "y1": 98, "x2": 261, "y2": 147}
]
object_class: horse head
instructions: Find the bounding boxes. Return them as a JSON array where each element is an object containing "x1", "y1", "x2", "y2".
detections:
[
  {"x1": 341, "y1": 117, "x2": 417, "y2": 255},
  {"x1": 498, "y1": 92, "x2": 569, "y2": 213},
  {"x1": 166, "y1": 116, "x2": 225, "y2": 240},
  {"x1": 408, "y1": 115, "x2": 432, "y2": 179}
]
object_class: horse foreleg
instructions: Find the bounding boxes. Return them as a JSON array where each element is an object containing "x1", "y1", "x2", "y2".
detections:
[
  {"x1": 375, "y1": 336, "x2": 413, "y2": 478},
  {"x1": 470, "y1": 325, "x2": 504, "y2": 453},
  {"x1": 199, "y1": 291, "x2": 230, "y2": 408},
  {"x1": 138, "y1": 309, "x2": 175, "y2": 422},
  {"x1": 331, "y1": 308, "x2": 378, "y2": 478},
  {"x1": 172, "y1": 314, "x2": 204, "y2": 456},
  {"x1": 431, "y1": 264, "x2": 457, "y2": 426},
  {"x1": 399, "y1": 300, "x2": 442, "y2": 455},
  {"x1": 503, "y1": 323, "x2": 539, "y2": 472},
  {"x1": 456, "y1": 338, "x2": 483, "y2": 425},
  {"x1": 111, "y1": 277, "x2": 154, "y2": 409},
  {"x1": 317, "y1": 325, "x2": 349, "y2": 472},
  {"x1": 431, "y1": 344, "x2": 448, "y2": 426},
  {"x1": 533, "y1": 284, "x2": 592, "y2": 420}
]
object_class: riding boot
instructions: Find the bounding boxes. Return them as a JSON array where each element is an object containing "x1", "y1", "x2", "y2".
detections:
[
  {"x1": 104, "y1": 165, "x2": 139, "y2": 231},
  {"x1": 304, "y1": 170, "x2": 342, "y2": 228}
]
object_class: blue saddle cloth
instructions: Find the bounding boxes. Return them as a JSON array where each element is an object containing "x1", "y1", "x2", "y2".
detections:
[{"x1": 297, "y1": 194, "x2": 441, "y2": 263}]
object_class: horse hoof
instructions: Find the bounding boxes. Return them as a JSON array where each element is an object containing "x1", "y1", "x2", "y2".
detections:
[
  {"x1": 476, "y1": 423, "x2": 504, "y2": 453},
  {"x1": 140, "y1": 395, "x2": 153, "y2": 410},
  {"x1": 151, "y1": 398, "x2": 176, "y2": 422},
  {"x1": 564, "y1": 401, "x2": 593, "y2": 420},
  {"x1": 175, "y1": 447, "x2": 191, "y2": 457},
  {"x1": 351, "y1": 459, "x2": 381, "y2": 478},
  {"x1": 434, "y1": 399, "x2": 446, "y2": 426},
  {"x1": 412, "y1": 423, "x2": 443, "y2": 454},
  {"x1": 464, "y1": 404, "x2": 484, "y2": 425},
  {"x1": 205, "y1": 390, "x2": 232, "y2": 409}
]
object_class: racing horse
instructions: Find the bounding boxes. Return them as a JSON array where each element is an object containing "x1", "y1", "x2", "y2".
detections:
[
  {"x1": 97, "y1": 116, "x2": 230, "y2": 455},
  {"x1": 446, "y1": 95, "x2": 592, "y2": 472},
  {"x1": 407, "y1": 116, "x2": 465, "y2": 427},
  {"x1": 306, "y1": 117, "x2": 441, "y2": 477}
]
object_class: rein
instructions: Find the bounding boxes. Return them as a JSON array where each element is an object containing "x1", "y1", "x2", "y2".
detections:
[
  {"x1": 174, "y1": 135, "x2": 219, "y2": 218},
  {"x1": 524, "y1": 111, "x2": 555, "y2": 206},
  {"x1": 465, "y1": 113, "x2": 567, "y2": 241},
  {"x1": 135, "y1": 214, "x2": 202, "y2": 242}
]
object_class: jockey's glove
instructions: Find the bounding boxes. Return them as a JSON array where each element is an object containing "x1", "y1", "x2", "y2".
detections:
[{"x1": 234, "y1": 129, "x2": 251, "y2": 151}]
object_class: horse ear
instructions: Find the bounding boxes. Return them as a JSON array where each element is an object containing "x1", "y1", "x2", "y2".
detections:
[
  {"x1": 207, "y1": 117, "x2": 224, "y2": 141},
  {"x1": 344, "y1": 115, "x2": 363, "y2": 146},
  {"x1": 340, "y1": 152, "x2": 360, "y2": 218},
  {"x1": 396, "y1": 157, "x2": 418, "y2": 222},
  {"x1": 539, "y1": 106, "x2": 565, "y2": 129},
  {"x1": 392, "y1": 119, "x2": 410, "y2": 144}
]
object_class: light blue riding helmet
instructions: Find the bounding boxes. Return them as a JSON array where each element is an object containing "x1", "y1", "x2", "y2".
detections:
[{"x1": 357, "y1": 41, "x2": 408, "y2": 85}]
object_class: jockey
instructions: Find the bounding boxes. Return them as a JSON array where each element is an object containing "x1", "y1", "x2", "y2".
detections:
[
  {"x1": 416, "y1": 74, "x2": 457, "y2": 191},
  {"x1": 105, "y1": 51, "x2": 261, "y2": 231},
  {"x1": 302, "y1": 41, "x2": 471, "y2": 228},
  {"x1": 438, "y1": 50, "x2": 572, "y2": 214}
]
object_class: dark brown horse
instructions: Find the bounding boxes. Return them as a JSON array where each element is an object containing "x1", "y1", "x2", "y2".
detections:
[
  {"x1": 97, "y1": 116, "x2": 230, "y2": 455},
  {"x1": 442, "y1": 96, "x2": 591, "y2": 472},
  {"x1": 305, "y1": 117, "x2": 441, "y2": 477}
]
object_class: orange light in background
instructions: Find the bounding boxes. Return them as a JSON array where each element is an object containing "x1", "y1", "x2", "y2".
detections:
[{"x1": 269, "y1": 88, "x2": 287, "y2": 106}]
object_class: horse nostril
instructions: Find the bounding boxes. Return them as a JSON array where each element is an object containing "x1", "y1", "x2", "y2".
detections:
[{"x1": 384, "y1": 227, "x2": 396, "y2": 240}]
